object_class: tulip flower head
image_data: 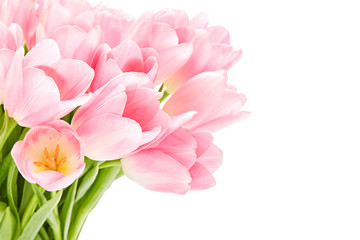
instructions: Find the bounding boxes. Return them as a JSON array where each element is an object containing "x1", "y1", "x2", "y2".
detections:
[{"x1": 11, "y1": 120, "x2": 85, "y2": 191}]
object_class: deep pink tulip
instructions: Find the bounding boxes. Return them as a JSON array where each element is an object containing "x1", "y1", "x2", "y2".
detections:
[
  {"x1": 163, "y1": 71, "x2": 249, "y2": 132},
  {"x1": 3, "y1": 39, "x2": 94, "y2": 127},
  {"x1": 72, "y1": 73, "x2": 169, "y2": 161},
  {"x1": 11, "y1": 120, "x2": 85, "y2": 191},
  {"x1": 122, "y1": 127, "x2": 222, "y2": 194}
]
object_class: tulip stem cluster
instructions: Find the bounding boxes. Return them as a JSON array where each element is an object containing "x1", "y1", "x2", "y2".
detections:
[{"x1": 0, "y1": 111, "x2": 124, "y2": 240}]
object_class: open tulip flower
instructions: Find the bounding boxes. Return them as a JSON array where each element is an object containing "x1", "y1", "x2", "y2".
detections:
[
  {"x1": 0, "y1": 0, "x2": 248, "y2": 239},
  {"x1": 11, "y1": 120, "x2": 85, "y2": 191}
]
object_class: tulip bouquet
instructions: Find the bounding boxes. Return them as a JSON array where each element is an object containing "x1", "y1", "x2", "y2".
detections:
[{"x1": 0, "y1": 0, "x2": 248, "y2": 239}]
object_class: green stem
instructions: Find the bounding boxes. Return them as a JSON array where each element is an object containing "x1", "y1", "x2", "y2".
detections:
[
  {"x1": 68, "y1": 166, "x2": 121, "y2": 240},
  {"x1": 98, "y1": 159, "x2": 121, "y2": 169},
  {"x1": 159, "y1": 90, "x2": 170, "y2": 103},
  {"x1": 50, "y1": 191, "x2": 62, "y2": 240},
  {"x1": 39, "y1": 226, "x2": 50, "y2": 240}
]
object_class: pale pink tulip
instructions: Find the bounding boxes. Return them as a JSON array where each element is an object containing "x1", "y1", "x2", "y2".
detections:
[
  {"x1": 163, "y1": 71, "x2": 249, "y2": 132},
  {"x1": 153, "y1": 9, "x2": 241, "y2": 92},
  {"x1": 0, "y1": 0, "x2": 41, "y2": 46},
  {"x1": 0, "y1": 23, "x2": 23, "y2": 104},
  {"x1": 121, "y1": 127, "x2": 222, "y2": 194},
  {"x1": 11, "y1": 120, "x2": 85, "y2": 191},
  {"x1": 3, "y1": 39, "x2": 94, "y2": 127},
  {"x1": 88, "y1": 10, "x2": 192, "y2": 90},
  {"x1": 72, "y1": 73, "x2": 169, "y2": 161},
  {"x1": 33, "y1": 0, "x2": 100, "y2": 64}
]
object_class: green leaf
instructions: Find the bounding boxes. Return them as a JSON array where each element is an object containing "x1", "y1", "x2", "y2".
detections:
[
  {"x1": 18, "y1": 190, "x2": 62, "y2": 240},
  {"x1": 0, "y1": 153, "x2": 12, "y2": 188},
  {"x1": 7, "y1": 160, "x2": 18, "y2": 210},
  {"x1": 60, "y1": 179, "x2": 78, "y2": 240},
  {"x1": 7, "y1": 160, "x2": 21, "y2": 239},
  {"x1": 31, "y1": 184, "x2": 62, "y2": 240},
  {"x1": 0, "y1": 201, "x2": 7, "y2": 222},
  {"x1": 0, "y1": 114, "x2": 18, "y2": 152},
  {"x1": 0, "y1": 206, "x2": 16, "y2": 240},
  {"x1": 75, "y1": 163, "x2": 99, "y2": 202},
  {"x1": 19, "y1": 180, "x2": 34, "y2": 217}
]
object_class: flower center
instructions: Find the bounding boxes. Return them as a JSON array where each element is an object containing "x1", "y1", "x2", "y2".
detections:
[{"x1": 34, "y1": 144, "x2": 67, "y2": 172}]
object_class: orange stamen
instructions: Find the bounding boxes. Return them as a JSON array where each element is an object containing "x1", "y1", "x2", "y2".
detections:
[
  {"x1": 34, "y1": 162, "x2": 49, "y2": 168},
  {"x1": 34, "y1": 144, "x2": 68, "y2": 173}
]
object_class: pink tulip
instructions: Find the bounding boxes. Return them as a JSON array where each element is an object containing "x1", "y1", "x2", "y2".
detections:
[
  {"x1": 163, "y1": 71, "x2": 249, "y2": 132},
  {"x1": 89, "y1": 41, "x2": 158, "y2": 92},
  {"x1": 121, "y1": 127, "x2": 222, "y2": 194},
  {"x1": 0, "y1": 23, "x2": 23, "y2": 104},
  {"x1": 0, "y1": 0, "x2": 41, "y2": 47},
  {"x1": 0, "y1": 22, "x2": 23, "y2": 50},
  {"x1": 153, "y1": 9, "x2": 241, "y2": 92},
  {"x1": 11, "y1": 120, "x2": 85, "y2": 191},
  {"x1": 72, "y1": 73, "x2": 169, "y2": 161},
  {"x1": 3, "y1": 39, "x2": 94, "y2": 127},
  {"x1": 88, "y1": 10, "x2": 192, "y2": 90},
  {"x1": 33, "y1": 0, "x2": 100, "y2": 64}
]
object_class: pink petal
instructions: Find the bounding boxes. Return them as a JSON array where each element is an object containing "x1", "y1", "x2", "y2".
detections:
[
  {"x1": 76, "y1": 113, "x2": 143, "y2": 160},
  {"x1": 150, "y1": 22, "x2": 178, "y2": 49},
  {"x1": 207, "y1": 26, "x2": 231, "y2": 44},
  {"x1": 37, "y1": 164, "x2": 85, "y2": 191},
  {"x1": 10, "y1": 67, "x2": 60, "y2": 126},
  {"x1": 89, "y1": 44, "x2": 122, "y2": 92},
  {"x1": 97, "y1": 11, "x2": 126, "y2": 48},
  {"x1": 166, "y1": 31, "x2": 212, "y2": 89},
  {"x1": 190, "y1": 12, "x2": 209, "y2": 29},
  {"x1": 196, "y1": 144, "x2": 223, "y2": 173},
  {"x1": 163, "y1": 72, "x2": 226, "y2": 130},
  {"x1": 45, "y1": 3, "x2": 72, "y2": 35},
  {"x1": 195, "y1": 111, "x2": 251, "y2": 132},
  {"x1": 145, "y1": 111, "x2": 196, "y2": 149},
  {"x1": 73, "y1": 26, "x2": 101, "y2": 64},
  {"x1": 122, "y1": 149, "x2": 191, "y2": 194},
  {"x1": 189, "y1": 162, "x2": 216, "y2": 190},
  {"x1": 155, "y1": 43, "x2": 193, "y2": 85},
  {"x1": 122, "y1": 88, "x2": 164, "y2": 131},
  {"x1": 144, "y1": 55, "x2": 158, "y2": 83},
  {"x1": 111, "y1": 40, "x2": 144, "y2": 73},
  {"x1": 190, "y1": 131, "x2": 213, "y2": 157},
  {"x1": 72, "y1": 76, "x2": 127, "y2": 129},
  {"x1": 175, "y1": 26, "x2": 196, "y2": 44},
  {"x1": 51, "y1": 25, "x2": 87, "y2": 59},
  {"x1": 41, "y1": 59, "x2": 94, "y2": 100},
  {"x1": 4, "y1": 47, "x2": 24, "y2": 114},
  {"x1": 156, "y1": 128, "x2": 197, "y2": 169},
  {"x1": 0, "y1": 22, "x2": 16, "y2": 50},
  {"x1": 204, "y1": 45, "x2": 242, "y2": 71},
  {"x1": 11, "y1": 141, "x2": 36, "y2": 184},
  {"x1": 0, "y1": 49, "x2": 14, "y2": 103},
  {"x1": 23, "y1": 39, "x2": 61, "y2": 68},
  {"x1": 154, "y1": 9, "x2": 189, "y2": 28},
  {"x1": 125, "y1": 11, "x2": 153, "y2": 47},
  {"x1": 8, "y1": 23, "x2": 24, "y2": 49}
]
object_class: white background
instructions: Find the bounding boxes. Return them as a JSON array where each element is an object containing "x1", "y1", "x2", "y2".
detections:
[{"x1": 81, "y1": 0, "x2": 360, "y2": 239}]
